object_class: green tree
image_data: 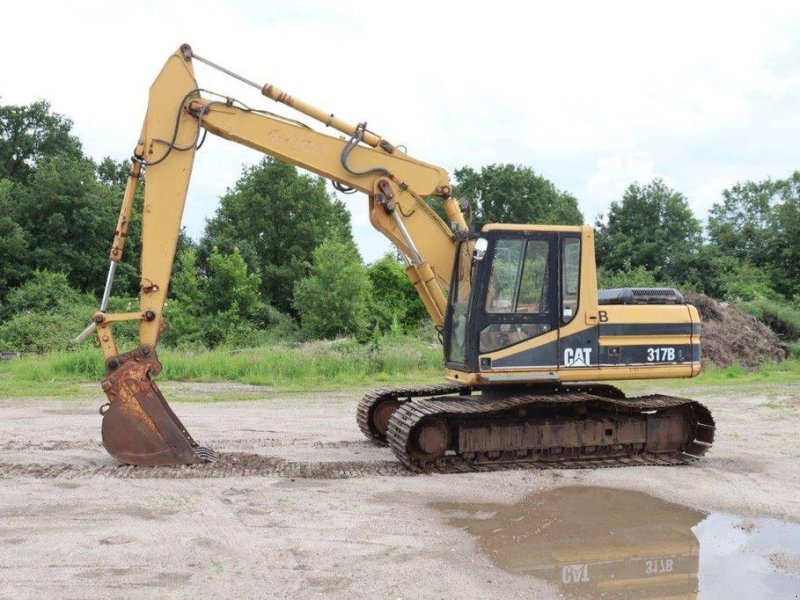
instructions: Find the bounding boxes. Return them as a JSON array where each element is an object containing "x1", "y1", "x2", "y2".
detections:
[
  {"x1": 0, "y1": 100, "x2": 83, "y2": 184},
  {"x1": 96, "y1": 157, "x2": 130, "y2": 187},
  {"x1": 0, "y1": 178, "x2": 30, "y2": 293},
  {"x1": 454, "y1": 164, "x2": 583, "y2": 225},
  {"x1": 708, "y1": 171, "x2": 800, "y2": 297},
  {"x1": 707, "y1": 178, "x2": 778, "y2": 264},
  {"x1": 595, "y1": 179, "x2": 703, "y2": 284},
  {"x1": 164, "y1": 247, "x2": 264, "y2": 348},
  {"x1": 6, "y1": 153, "x2": 140, "y2": 295},
  {"x1": 766, "y1": 172, "x2": 800, "y2": 297},
  {"x1": 367, "y1": 253, "x2": 428, "y2": 334},
  {"x1": 0, "y1": 101, "x2": 126, "y2": 299},
  {"x1": 718, "y1": 259, "x2": 779, "y2": 302},
  {"x1": 294, "y1": 238, "x2": 371, "y2": 339},
  {"x1": 201, "y1": 157, "x2": 353, "y2": 314}
]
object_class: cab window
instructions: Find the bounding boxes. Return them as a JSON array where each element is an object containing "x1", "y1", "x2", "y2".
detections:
[
  {"x1": 485, "y1": 239, "x2": 549, "y2": 314},
  {"x1": 561, "y1": 236, "x2": 580, "y2": 323},
  {"x1": 480, "y1": 237, "x2": 553, "y2": 353},
  {"x1": 447, "y1": 241, "x2": 474, "y2": 365}
]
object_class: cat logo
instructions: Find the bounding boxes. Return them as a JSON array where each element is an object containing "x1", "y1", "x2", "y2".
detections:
[
  {"x1": 564, "y1": 347, "x2": 592, "y2": 367},
  {"x1": 562, "y1": 563, "x2": 590, "y2": 584}
]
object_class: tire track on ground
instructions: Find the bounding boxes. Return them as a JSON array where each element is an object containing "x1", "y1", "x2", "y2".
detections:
[
  {"x1": 1, "y1": 438, "x2": 374, "y2": 451},
  {"x1": 0, "y1": 452, "x2": 413, "y2": 480}
]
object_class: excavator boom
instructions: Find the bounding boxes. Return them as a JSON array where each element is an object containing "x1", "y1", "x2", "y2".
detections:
[{"x1": 87, "y1": 45, "x2": 468, "y2": 465}]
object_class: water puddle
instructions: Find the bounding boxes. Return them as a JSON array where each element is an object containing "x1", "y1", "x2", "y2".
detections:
[{"x1": 435, "y1": 486, "x2": 800, "y2": 599}]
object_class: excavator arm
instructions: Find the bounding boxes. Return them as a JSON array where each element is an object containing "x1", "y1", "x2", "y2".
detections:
[{"x1": 85, "y1": 45, "x2": 469, "y2": 466}]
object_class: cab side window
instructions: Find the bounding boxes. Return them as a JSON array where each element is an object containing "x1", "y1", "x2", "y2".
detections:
[{"x1": 561, "y1": 236, "x2": 580, "y2": 323}]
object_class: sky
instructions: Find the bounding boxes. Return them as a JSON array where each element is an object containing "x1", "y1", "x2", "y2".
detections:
[{"x1": 2, "y1": 1, "x2": 799, "y2": 262}]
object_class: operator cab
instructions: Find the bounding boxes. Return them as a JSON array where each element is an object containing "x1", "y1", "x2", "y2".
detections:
[{"x1": 444, "y1": 225, "x2": 583, "y2": 373}]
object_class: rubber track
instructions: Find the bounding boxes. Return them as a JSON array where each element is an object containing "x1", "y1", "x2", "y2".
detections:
[
  {"x1": 386, "y1": 390, "x2": 715, "y2": 473},
  {"x1": 356, "y1": 383, "x2": 469, "y2": 444}
]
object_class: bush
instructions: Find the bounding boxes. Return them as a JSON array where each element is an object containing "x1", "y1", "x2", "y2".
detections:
[
  {"x1": 367, "y1": 253, "x2": 428, "y2": 335},
  {"x1": 162, "y1": 247, "x2": 266, "y2": 348},
  {"x1": 0, "y1": 295, "x2": 139, "y2": 353},
  {"x1": 738, "y1": 296, "x2": 800, "y2": 340},
  {"x1": 0, "y1": 271, "x2": 143, "y2": 352},
  {"x1": 256, "y1": 304, "x2": 299, "y2": 342},
  {"x1": 597, "y1": 261, "x2": 661, "y2": 289},
  {"x1": 718, "y1": 261, "x2": 781, "y2": 302},
  {"x1": 0, "y1": 309, "x2": 85, "y2": 353},
  {"x1": 294, "y1": 238, "x2": 372, "y2": 339},
  {"x1": 0, "y1": 270, "x2": 81, "y2": 320}
]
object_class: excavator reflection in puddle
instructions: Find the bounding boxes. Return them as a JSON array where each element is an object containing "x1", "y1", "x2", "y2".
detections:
[{"x1": 437, "y1": 486, "x2": 704, "y2": 599}]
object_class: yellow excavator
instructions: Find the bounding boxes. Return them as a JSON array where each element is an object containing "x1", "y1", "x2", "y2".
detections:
[{"x1": 77, "y1": 45, "x2": 714, "y2": 471}]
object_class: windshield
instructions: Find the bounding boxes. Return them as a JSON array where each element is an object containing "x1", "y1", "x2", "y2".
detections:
[{"x1": 447, "y1": 241, "x2": 474, "y2": 365}]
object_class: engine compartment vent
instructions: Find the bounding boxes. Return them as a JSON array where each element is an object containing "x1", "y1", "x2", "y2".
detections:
[{"x1": 598, "y1": 287, "x2": 685, "y2": 306}]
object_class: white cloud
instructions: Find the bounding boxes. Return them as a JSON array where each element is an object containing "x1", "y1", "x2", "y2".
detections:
[
  {"x1": 580, "y1": 157, "x2": 660, "y2": 222},
  {"x1": 1, "y1": 1, "x2": 799, "y2": 262}
]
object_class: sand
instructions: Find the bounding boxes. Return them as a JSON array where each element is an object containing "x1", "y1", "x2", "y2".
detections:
[{"x1": 0, "y1": 380, "x2": 798, "y2": 598}]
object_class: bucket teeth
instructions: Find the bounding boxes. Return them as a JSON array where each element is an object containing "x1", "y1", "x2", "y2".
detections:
[{"x1": 193, "y1": 446, "x2": 217, "y2": 462}]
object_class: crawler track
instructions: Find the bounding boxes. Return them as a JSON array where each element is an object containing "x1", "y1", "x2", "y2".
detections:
[
  {"x1": 375, "y1": 384, "x2": 714, "y2": 473},
  {"x1": 356, "y1": 383, "x2": 469, "y2": 444}
]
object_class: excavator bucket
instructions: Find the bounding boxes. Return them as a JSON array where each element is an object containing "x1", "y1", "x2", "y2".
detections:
[{"x1": 100, "y1": 354, "x2": 214, "y2": 466}]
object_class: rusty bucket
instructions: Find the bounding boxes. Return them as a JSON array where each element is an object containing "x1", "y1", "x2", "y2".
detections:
[{"x1": 100, "y1": 352, "x2": 214, "y2": 466}]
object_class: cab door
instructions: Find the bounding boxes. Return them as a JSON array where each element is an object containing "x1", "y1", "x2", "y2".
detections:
[{"x1": 474, "y1": 232, "x2": 560, "y2": 369}]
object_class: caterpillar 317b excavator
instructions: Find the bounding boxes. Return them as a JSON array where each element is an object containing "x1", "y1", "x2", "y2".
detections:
[{"x1": 77, "y1": 45, "x2": 714, "y2": 471}]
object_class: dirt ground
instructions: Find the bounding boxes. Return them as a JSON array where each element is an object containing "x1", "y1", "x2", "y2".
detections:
[{"x1": 0, "y1": 380, "x2": 799, "y2": 598}]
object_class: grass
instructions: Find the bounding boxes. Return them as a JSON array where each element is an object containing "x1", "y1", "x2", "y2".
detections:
[
  {"x1": 620, "y1": 359, "x2": 800, "y2": 398},
  {"x1": 0, "y1": 378, "x2": 83, "y2": 398},
  {"x1": 1, "y1": 339, "x2": 799, "y2": 399},
  {"x1": 0, "y1": 337, "x2": 444, "y2": 397},
  {"x1": 690, "y1": 359, "x2": 800, "y2": 385},
  {"x1": 739, "y1": 297, "x2": 800, "y2": 339}
]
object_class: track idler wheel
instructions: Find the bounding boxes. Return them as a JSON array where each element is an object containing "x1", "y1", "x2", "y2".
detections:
[
  {"x1": 372, "y1": 399, "x2": 402, "y2": 439},
  {"x1": 411, "y1": 419, "x2": 451, "y2": 463},
  {"x1": 100, "y1": 349, "x2": 214, "y2": 466}
]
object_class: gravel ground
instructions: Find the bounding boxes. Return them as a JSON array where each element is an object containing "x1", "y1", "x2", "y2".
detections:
[{"x1": 0, "y1": 381, "x2": 798, "y2": 598}]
